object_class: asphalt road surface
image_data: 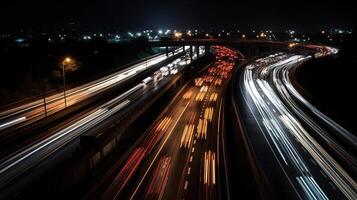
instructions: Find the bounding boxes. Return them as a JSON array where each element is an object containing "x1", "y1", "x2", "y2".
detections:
[
  {"x1": 98, "y1": 46, "x2": 240, "y2": 200},
  {"x1": 235, "y1": 51, "x2": 356, "y2": 200}
]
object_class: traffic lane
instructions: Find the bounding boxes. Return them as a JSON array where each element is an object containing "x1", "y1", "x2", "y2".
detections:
[
  {"x1": 0, "y1": 51, "x2": 192, "y2": 157},
  {"x1": 0, "y1": 71, "x2": 174, "y2": 191},
  {"x1": 82, "y1": 84, "x2": 187, "y2": 200},
  {"x1": 176, "y1": 54, "x2": 236, "y2": 200},
  {"x1": 183, "y1": 79, "x2": 226, "y2": 200},
  {"x1": 0, "y1": 53, "x2": 171, "y2": 118},
  {"x1": 129, "y1": 78, "x2": 226, "y2": 200},
  {"x1": 124, "y1": 86, "x2": 201, "y2": 200},
  {"x1": 277, "y1": 65, "x2": 357, "y2": 170},
  {"x1": 122, "y1": 81, "x2": 205, "y2": 199},
  {"x1": 252, "y1": 63, "x2": 337, "y2": 195},
  {"x1": 155, "y1": 109, "x2": 199, "y2": 200},
  {"x1": 283, "y1": 67, "x2": 356, "y2": 147},
  {"x1": 0, "y1": 92, "x2": 85, "y2": 133},
  {"x1": 239, "y1": 59, "x2": 353, "y2": 199},
  {"x1": 237, "y1": 70, "x2": 314, "y2": 200},
  {"x1": 166, "y1": 87, "x2": 210, "y2": 200},
  {"x1": 0, "y1": 68, "x2": 185, "y2": 199},
  {"x1": 99, "y1": 85, "x2": 196, "y2": 200},
  {"x1": 0, "y1": 52, "x2": 182, "y2": 133},
  {"x1": 169, "y1": 72, "x2": 229, "y2": 200},
  {"x1": 269, "y1": 64, "x2": 357, "y2": 197},
  {"x1": 0, "y1": 96, "x2": 134, "y2": 189},
  {"x1": 251, "y1": 75, "x2": 339, "y2": 199},
  {"x1": 102, "y1": 46, "x2": 236, "y2": 200},
  {"x1": 167, "y1": 83, "x2": 221, "y2": 200},
  {"x1": 257, "y1": 59, "x2": 357, "y2": 198}
]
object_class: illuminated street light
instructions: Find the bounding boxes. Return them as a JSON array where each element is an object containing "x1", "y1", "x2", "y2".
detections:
[
  {"x1": 288, "y1": 43, "x2": 298, "y2": 48},
  {"x1": 175, "y1": 32, "x2": 182, "y2": 38},
  {"x1": 187, "y1": 30, "x2": 192, "y2": 36}
]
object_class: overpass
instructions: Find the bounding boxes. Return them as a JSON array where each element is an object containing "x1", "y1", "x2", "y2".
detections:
[{"x1": 150, "y1": 39, "x2": 324, "y2": 58}]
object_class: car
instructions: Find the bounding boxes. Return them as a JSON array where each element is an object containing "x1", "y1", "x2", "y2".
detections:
[
  {"x1": 170, "y1": 68, "x2": 178, "y2": 75},
  {"x1": 160, "y1": 67, "x2": 169, "y2": 76},
  {"x1": 154, "y1": 71, "x2": 163, "y2": 82},
  {"x1": 142, "y1": 77, "x2": 153, "y2": 84}
]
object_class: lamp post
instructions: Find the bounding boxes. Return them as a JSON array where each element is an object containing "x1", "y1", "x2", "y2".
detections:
[
  {"x1": 62, "y1": 57, "x2": 72, "y2": 108},
  {"x1": 42, "y1": 77, "x2": 48, "y2": 121},
  {"x1": 39, "y1": 67, "x2": 48, "y2": 122}
]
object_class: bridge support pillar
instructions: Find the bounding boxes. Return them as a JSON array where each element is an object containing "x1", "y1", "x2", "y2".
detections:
[{"x1": 166, "y1": 46, "x2": 169, "y2": 57}]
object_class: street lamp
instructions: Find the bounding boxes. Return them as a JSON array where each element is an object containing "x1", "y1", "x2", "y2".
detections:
[
  {"x1": 174, "y1": 32, "x2": 182, "y2": 39},
  {"x1": 62, "y1": 57, "x2": 72, "y2": 108}
]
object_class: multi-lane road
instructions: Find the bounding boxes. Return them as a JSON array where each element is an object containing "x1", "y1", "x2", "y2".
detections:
[
  {"x1": 233, "y1": 51, "x2": 357, "y2": 200},
  {"x1": 0, "y1": 49, "x2": 183, "y2": 134},
  {"x1": 1, "y1": 41, "x2": 355, "y2": 200},
  {"x1": 0, "y1": 48, "x2": 205, "y2": 199},
  {"x1": 92, "y1": 46, "x2": 240, "y2": 200}
]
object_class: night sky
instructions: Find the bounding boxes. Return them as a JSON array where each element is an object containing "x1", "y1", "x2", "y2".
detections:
[{"x1": 1, "y1": 0, "x2": 356, "y2": 32}]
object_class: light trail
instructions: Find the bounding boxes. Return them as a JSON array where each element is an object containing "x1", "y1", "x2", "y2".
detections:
[
  {"x1": 0, "y1": 50, "x2": 183, "y2": 132},
  {"x1": 0, "y1": 51, "x2": 198, "y2": 196},
  {"x1": 122, "y1": 46, "x2": 239, "y2": 200},
  {"x1": 239, "y1": 53, "x2": 357, "y2": 200}
]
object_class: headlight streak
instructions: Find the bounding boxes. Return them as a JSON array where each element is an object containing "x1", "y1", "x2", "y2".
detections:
[
  {"x1": 244, "y1": 66, "x2": 328, "y2": 200},
  {"x1": 282, "y1": 70, "x2": 357, "y2": 147},
  {"x1": 0, "y1": 82, "x2": 142, "y2": 186},
  {"x1": 0, "y1": 48, "x2": 199, "y2": 200},
  {"x1": 0, "y1": 50, "x2": 183, "y2": 131},
  {"x1": 274, "y1": 66, "x2": 357, "y2": 172},
  {"x1": 0, "y1": 117, "x2": 26, "y2": 130},
  {"x1": 241, "y1": 53, "x2": 357, "y2": 200},
  {"x1": 0, "y1": 50, "x2": 193, "y2": 177}
]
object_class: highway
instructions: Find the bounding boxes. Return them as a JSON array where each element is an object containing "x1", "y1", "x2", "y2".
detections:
[
  {"x1": 1, "y1": 40, "x2": 354, "y2": 200},
  {"x1": 97, "y1": 46, "x2": 240, "y2": 200},
  {"x1": 233, "y1": 51, "x2": 357, "y2": 199},
  {"x1": 0, "y1": 49, "x2": 202, "y2": 199},
  {"x1": 0, "y1": 49, "x2": 184, "y2": 134}
]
